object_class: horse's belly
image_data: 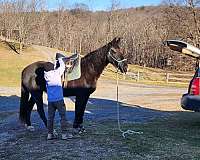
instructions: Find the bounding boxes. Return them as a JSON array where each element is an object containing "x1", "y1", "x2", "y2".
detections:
[
  {"x1": 63, "y1": 87, "x2": 95, "y2": 97},
  {"x1": 67, "y1": 77, "x2": 97, "y2": 88}
]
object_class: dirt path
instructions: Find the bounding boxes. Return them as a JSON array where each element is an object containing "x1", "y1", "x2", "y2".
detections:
[
  {"x1": 31, "y1": 45, "x2": 60, "y2": 62},
  {"x1": 0, "y1": 79, "x2": 187, "y2": 159}
]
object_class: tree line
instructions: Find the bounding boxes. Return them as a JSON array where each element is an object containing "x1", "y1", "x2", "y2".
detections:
[{"x1": 0, "y1": 0, "x2": 200, "y2": 71}]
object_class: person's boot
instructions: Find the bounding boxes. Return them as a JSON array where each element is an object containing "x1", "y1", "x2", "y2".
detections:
[
  {"x1": 61, "y1": 133, "x2": 73, "y2": 140},
  {"x1": 47, "y1": 133, "x2": 57, "y2": 140}
]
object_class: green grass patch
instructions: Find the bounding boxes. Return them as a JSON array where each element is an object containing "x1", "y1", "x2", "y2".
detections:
[{"x1": 84, "y1": 112, "x2": 200, "y2": 159}]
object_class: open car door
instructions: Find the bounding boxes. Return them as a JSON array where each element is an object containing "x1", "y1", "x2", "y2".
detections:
[
  {"x1": 164, "y1": 40, "x2": 200, "y2": 58},
  {"x1": 164, "y1": 40, "x2": 200, "y2": 111}
]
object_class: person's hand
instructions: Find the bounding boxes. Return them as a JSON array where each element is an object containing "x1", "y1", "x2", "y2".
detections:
[{"x1": 58, "y1": 57, "x2": 64, "y2": 62}]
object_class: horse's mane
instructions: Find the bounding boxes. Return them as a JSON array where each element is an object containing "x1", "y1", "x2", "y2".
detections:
[
  {"x1": 81, "y1": 43, "x2": 110, "y2": 75},
  {"x1": 83, "y1": 43, "x2": 109, "y2": 61}
]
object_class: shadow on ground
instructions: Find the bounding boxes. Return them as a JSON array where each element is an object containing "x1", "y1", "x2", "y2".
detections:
[
  {"x1": 86, "y1": 98, "x2": 172, "y2": 122},
  {"x1": 0, "y1": 95, "x2": 20, "y2": 112},
  {"x1": 1, "y1": 95, "x2": 196, "y2": 132},
  {"x1": 0, "y1": 95, "x2": 173, "y2": 128}
]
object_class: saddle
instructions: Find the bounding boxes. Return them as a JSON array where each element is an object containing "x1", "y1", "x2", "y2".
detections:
[
  {"x1": 55, "y1": 52, "x2": 78, "y2": 70},
  {"x1": 55, "y1": 52, "x2": 81, "y2": 86}
]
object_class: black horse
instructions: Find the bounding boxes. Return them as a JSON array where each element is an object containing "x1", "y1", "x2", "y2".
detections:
[{"x1": 19, "y1": 37, "x2": 128, "y2": 130}]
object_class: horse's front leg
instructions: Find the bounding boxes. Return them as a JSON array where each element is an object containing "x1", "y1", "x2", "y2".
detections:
[{"x1": 73, "y1": 94, "x2": 90, "y2": 130}]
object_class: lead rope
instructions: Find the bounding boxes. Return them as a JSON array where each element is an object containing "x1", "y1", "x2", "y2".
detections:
[{"x1": 116, "y1": 68, "x2": 143, "y2": 138}]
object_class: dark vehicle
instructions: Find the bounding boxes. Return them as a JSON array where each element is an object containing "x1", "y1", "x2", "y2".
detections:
[{"x1": 164, "y1": 40, "x2": 200, "y2": 111}]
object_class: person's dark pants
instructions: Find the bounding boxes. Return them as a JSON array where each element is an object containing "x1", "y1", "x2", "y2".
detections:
[{"x1": 47, "y1": 99, "x2": 68, "y2": 134}]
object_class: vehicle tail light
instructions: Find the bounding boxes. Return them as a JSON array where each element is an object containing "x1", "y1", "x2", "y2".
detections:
[{"x1": 191, "y1": 78, "x2": 200, "y2": 95}]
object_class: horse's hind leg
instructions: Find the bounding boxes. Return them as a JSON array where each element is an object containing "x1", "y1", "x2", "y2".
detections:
[
  {"x1": 26, "y1": 96, "x2": 35, "y2": 126},
  {"x1": 19, "y1": 83, "x2": 29, "y2": 124},
  {"x1": 32, "y1": 92, "x2": 47, "y2": 127},
  {"x1": 73, "y1": 94, "x2": 90, "y2": 128}
]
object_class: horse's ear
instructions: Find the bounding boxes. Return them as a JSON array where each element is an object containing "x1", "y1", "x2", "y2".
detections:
[
  {"x1": 116, "y1": 37, "x2": 122, "y2": 44},
  {"x1": 111, "y1": 37, "x2": 122, "y2": 45},
  {"x1": 109, "y1": 37, "x2": 122, "y2": 46},
  {"x1": 112, "y1": 37, "x2": 117, "y2": 42}
]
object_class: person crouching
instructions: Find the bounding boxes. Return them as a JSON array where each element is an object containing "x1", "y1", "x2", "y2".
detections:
[{"x1": 44, "y1": 58, "x2": 72, "y2": 140}]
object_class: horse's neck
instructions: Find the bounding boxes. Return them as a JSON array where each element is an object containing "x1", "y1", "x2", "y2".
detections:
[{"x1": 83, "y1": 45, "x2": 110, "y2": 79}]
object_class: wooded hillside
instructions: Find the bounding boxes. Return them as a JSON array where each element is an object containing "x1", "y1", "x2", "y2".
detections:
[{"x1": 1, "y1": 0, "x2": 200, "y2": 71}]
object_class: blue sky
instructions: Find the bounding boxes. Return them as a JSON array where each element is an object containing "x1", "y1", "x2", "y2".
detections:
[{"x1": 47, "y1": 0, "x2": 162, "y2": 11}]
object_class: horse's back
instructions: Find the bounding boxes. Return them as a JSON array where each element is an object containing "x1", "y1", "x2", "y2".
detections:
[
  {"x1": 22, "y1": 61, "x2": 54, "y2": 91},
  {"x1": 22, "y1": 61, "x2": 53, "y2": 72}
]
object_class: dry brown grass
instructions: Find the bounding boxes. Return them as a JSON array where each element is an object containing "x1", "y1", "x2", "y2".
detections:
[
  {"x1": 0, "y1": 40, "x2": 192, "y2": 88},
  {"x1": 0, "y1": 41, "x2": 54, "y2": 87}
]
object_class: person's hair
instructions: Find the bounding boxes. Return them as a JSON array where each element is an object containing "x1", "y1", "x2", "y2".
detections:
[{"x1": 55, "y1": 60, "x2": 60, "y2": 69}]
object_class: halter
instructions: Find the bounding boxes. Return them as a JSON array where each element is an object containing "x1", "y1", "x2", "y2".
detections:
[
  {"x1": 107, "y1": 48, "x2": 127, "y2": 65},
  {"x1": 107, "y1": 48, "x2": 127, "y2": 73}
]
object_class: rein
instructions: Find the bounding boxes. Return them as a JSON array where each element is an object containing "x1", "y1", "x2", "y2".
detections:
[{"x1": 116, "y1": 67, "x2": 143, "y2": 138}]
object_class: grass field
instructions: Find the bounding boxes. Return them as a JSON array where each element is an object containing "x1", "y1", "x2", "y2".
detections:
[
  {"x1": 92, "y1": 112, "x2": 200, "y2": 159},
  {"x1": 103, "y1": 64, "x2": 192, "y2": 88}
]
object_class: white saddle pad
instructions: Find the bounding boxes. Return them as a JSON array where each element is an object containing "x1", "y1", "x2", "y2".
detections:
[{"x1": 65, "y1": 54, "x2": 81, "y2": 81}]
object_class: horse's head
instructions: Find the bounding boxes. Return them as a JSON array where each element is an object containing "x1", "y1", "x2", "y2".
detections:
[{"x1": 107, "y1": 37, "x2": 128, "y2": 73}]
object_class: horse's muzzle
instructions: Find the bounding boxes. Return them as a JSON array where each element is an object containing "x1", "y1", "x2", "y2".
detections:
[{"x1": 119, "y1": 63, "x2": 128, "y2": 73}]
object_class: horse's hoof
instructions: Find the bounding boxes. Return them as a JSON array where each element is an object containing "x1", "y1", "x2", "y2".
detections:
[
  {"x1": 53, "y1": 129, "x2": 58, "y2": 136},
  {"x1": 73, "y1": 126, "x2": 86, "y2": 134},
  {"x1": 26, "y1": 125, "x2": 35, "y2": 132}
]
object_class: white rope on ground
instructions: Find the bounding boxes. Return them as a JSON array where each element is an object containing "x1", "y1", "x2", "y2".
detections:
[{"x1": 116, "y1": 69, "x2": 143, "y2": 138}]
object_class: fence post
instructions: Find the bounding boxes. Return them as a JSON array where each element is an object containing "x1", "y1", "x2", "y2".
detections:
[
  {"x1": 123, "y1": 74, "x2": 125, "y2": 80},
  {"x1": 166, "y1": 73, "x2": 169, "y2": 83},
  {"x1": 137, "y1": 71, "x2": 140, "y2": 82}
]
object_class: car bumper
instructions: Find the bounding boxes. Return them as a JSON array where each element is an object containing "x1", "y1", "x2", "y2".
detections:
[{"x1": 181, "y1": 94, "x2": 200, "y2": 111}]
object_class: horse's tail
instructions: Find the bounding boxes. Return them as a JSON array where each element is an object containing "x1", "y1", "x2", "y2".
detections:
[{"x1": 19, "y1": 82, "x2": 29, "y2": 124}]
